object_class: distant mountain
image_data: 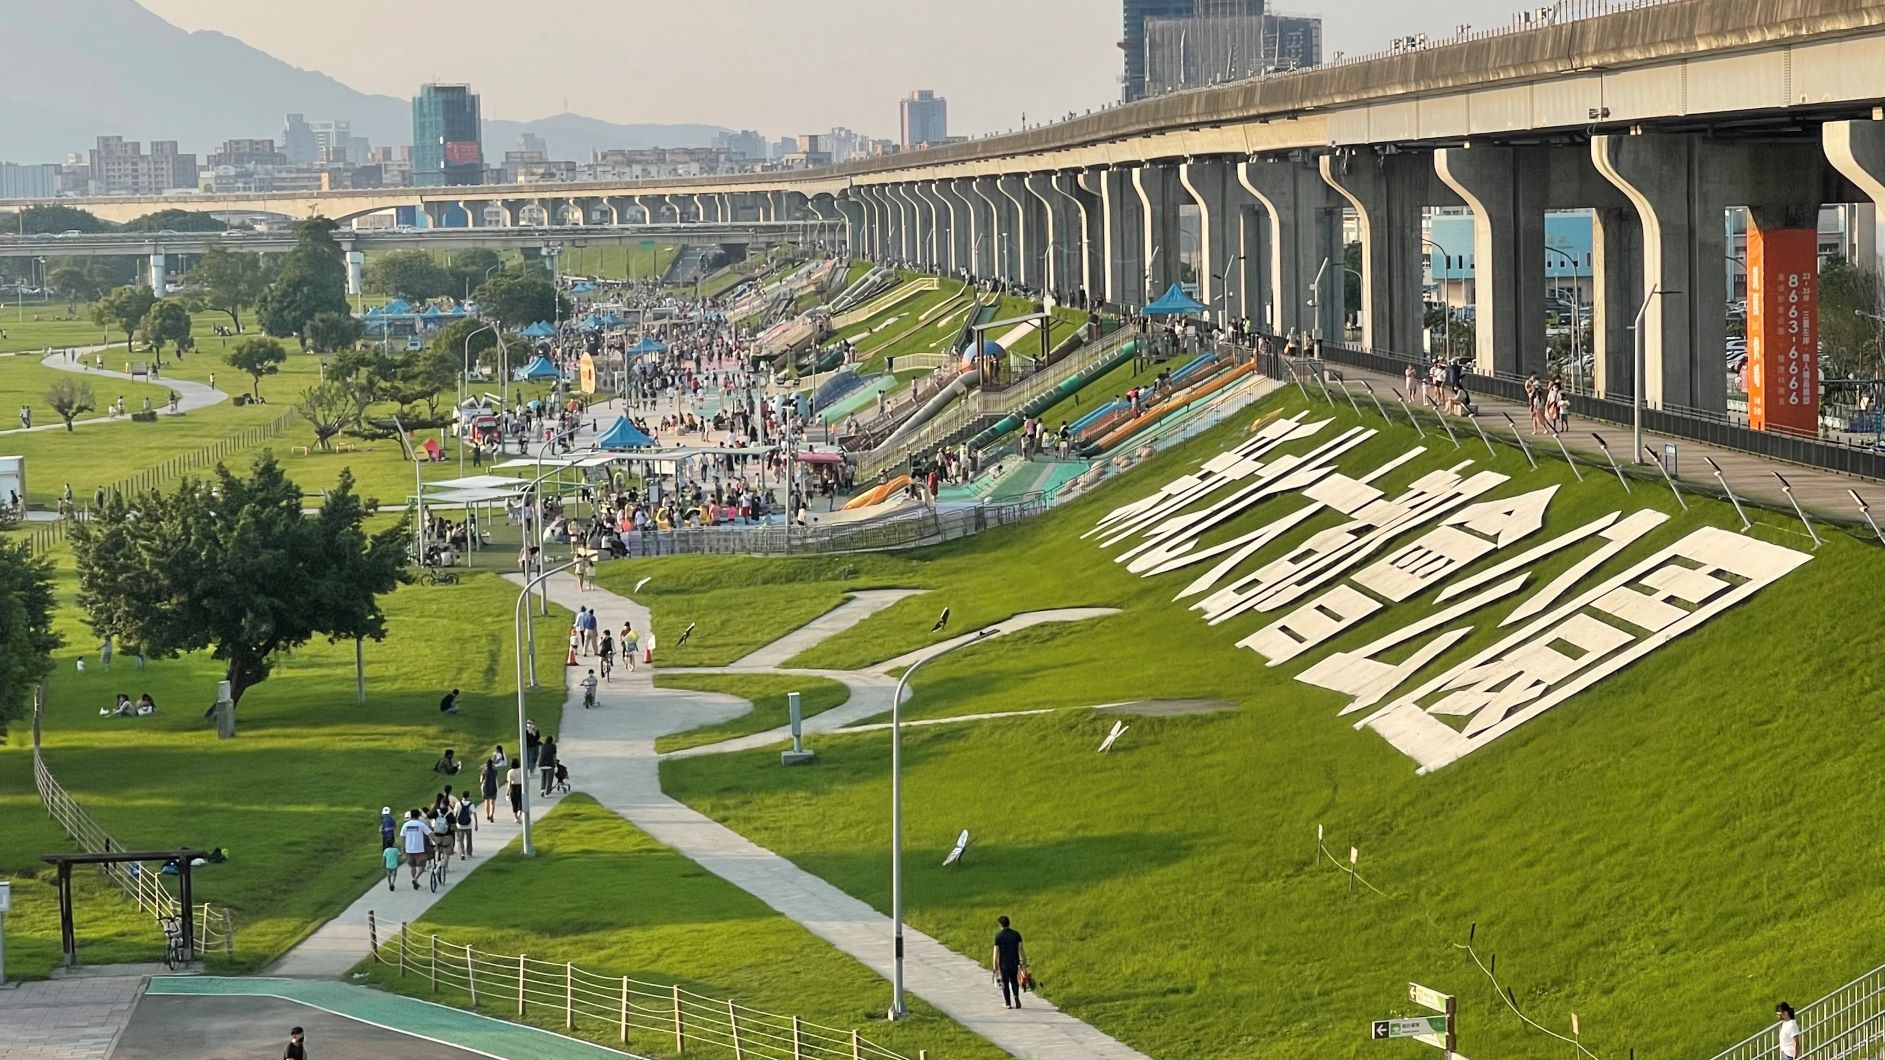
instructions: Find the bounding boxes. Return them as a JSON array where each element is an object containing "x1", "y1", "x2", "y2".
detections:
[{"x1": 0, "y1": 0, "x2": 728, "y2": 164}]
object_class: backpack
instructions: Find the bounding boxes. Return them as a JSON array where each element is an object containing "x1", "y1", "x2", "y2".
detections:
[{"x1": 456, "y1": 801, "x2": 472, "y2": 827}]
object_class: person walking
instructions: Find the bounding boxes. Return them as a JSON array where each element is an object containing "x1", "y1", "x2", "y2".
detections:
[
  {"x1": 454, "y1": 792, "x2": 474, "y2": 860},
  {"x1": 1776, "y1": 1002, "x2": 1803, "y2": 1060},
  {"x1": 398, "y1": 810, "x2": 431, "y2": 890},
  {"x1": 479, "y1": 757, "x2": 498, "y2": 823},
  {"x1": 538, "y1": 735, "x2": 559, "y2": 797},
  {"x1": 505, "y1": 760, "x2": 525, "y2": 823},
  {"x1": 991, "y1": 915, "x2": 1028, "y2": 1009},
  {"x1": 283, "y1": 1025, "x2": 307, "y2": 1060}
]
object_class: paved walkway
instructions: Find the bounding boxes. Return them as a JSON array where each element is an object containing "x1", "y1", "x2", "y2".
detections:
[
  {"x1": 1321, "y1": 359, "x2": 1879, "y2": 516},
  {"x1": 0, "y1": 976, "x2": 143, "y2": 1060},
  {"x1": 729, "y1": 589, "x2": 927, "y2": 668},
  {"x1": 0, "y1": 349, "x2": 228, "y2": 438}
]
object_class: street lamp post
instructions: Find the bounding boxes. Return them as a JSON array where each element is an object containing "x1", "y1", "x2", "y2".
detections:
[
  {"x1": 1543, "y1": 246, "x2": 1584, "y2": 386},
  {"x1": 512, "y1": 558, "x2": 575, "y2": 857},
  {"x1": 460, "y1": 322, "x2": 500, "y2": 476},
  {"x1": 1422, "y1": 237, "x2": 1456, "y2": 363},
  {"x1": 1630, "y1": 285, "x2": 1677, "y2": 462},
  {"x1": 888, "y1": 618, "x2": 1000, "y2": 1020}
]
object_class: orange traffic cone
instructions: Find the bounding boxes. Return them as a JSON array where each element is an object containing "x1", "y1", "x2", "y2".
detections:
[{"x1": 642, "y1": 646, "x2": 652, "y2": 665}]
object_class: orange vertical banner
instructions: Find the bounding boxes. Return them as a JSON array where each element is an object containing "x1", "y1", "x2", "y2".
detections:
[
  {"x1": 579, "y1": 352, "x2": 597, "y2": 395},
  {"x1": 1746, "y1": 224, "x2": 1819, "y2": 434}
]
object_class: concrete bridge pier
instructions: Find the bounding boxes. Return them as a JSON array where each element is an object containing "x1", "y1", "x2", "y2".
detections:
[
  {"x1": 1434, "y1": 145, "x2": 1550, "y2": 377},
  {"x1": 834, "y1": 196, "x2": 865, "y2": 258},
  {"x1": 148, "y1": 250, "x2": 166, "y2": 296},
  {"x1": 1132, "y1": 164, "x2": 1182, "y2": 303},
  {"x1": 861, "y1": 186, "x2": 892, "y2": 260},
  {"x1": 917, "y1": 183, "x2": 951, "y2": 271},
  {"x1": 902, "y1": 184, "x2": 935, "y2": 268},
  {"x1": 1825, "y1": 119, "x2": 1885, "y2": 277},
  {"x1": 345, "y1": 248, "x2": 364, "y2": 295},
  {"x1": 937, "y1": 181, "x2": 973, "y2": 275},
  {"x1": 985, "y1": 176, "x2": 1018, "y2": 282},
  {"x1": 421, "y1": 202, "x2": 453, "y2": 229},
  {"x1": 1320, "y1": 149, "x2": 1428, "y2": 354},
  {"x1": 1239, "y1": 158, "x2": 1339, "y2": 341},
  {"x1": 999, "y1": 174, "x2": 1042, "y2": 290},
  {"x1": 1178, "y1": 159, "x2": 1250, "y2": 325},
  {"x1": 1068, "y1": 171, "x2": 1106, "y2": 307},
  {"x1": 886, "y1": 184, "x2": 913, "y2": 263},
  {"x1": 968, "y1": 178, "x2": 1000, "y2": 279},
  {"x1": 1027, "y1": 173, "x2": 1075, "y2": 300},
  {"x1": 1096, "y1": 167, "x2": 1147, "y2": 310}
]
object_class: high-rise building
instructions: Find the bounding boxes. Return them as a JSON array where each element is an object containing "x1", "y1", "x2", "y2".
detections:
[
  {"x1": 281, "y1": 114, "x2": 317, "y2": 166},
  {"x1": 899, "y1": 90, "x2": 949, "y2": 148},
  {"x1": 411, "y1": 84, "x2": 483, "y2": 187},
  {"x1": 1142, "y1": 10, "x2": 1322, "y2": 96},
  {"x1": 713, "y1": 129, "x2": 769, "y2": 160},
  {"x1": 1121, "y1": 0, "x2": 1198, "y2": 102},
  {"x1": 516, "y1": 133, "x2": 548, "y2": 156},
  {"x1": 85, "y1": 136, "x2": 199, "y2": 195},
  {"x1": 0, "y1": 162, "x2": 59, "y2": 199}
]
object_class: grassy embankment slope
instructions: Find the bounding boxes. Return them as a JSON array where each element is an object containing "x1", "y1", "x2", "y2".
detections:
[{"x1": 630, "y1": 394, "x2": 1881, "y2": 1059}]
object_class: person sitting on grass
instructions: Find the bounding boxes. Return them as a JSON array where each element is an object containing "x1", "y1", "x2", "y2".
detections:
[
  {"x1": 439, "y1": 688, "x2": 461, "y2": 715},
  {"x1": 106, "y1": 693, "x2": 134, "y2": 717},
  {"x1": 433, "y1": 748, "x2": 462, "y2": 775},
  {"x1": 134, "y1": 692, "x2": 157, "y2": 715}
]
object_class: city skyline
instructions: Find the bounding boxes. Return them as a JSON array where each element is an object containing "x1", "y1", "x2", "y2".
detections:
[{"x1": 137, "y1": 0, "x2": 1550, "y2": 141}]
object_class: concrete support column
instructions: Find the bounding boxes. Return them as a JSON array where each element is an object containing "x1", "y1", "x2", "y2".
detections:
[
  {"x1": 1096, "y1": 168, "x2": 1147, "y2": 309},
  {"x1": 917, "y1": 183, "x2": 950, "y2": 271},
  {"x1": 149, "y1": 251, "x2": 167, "y2": 296},
  {"x1": 982, "y1": 177, "x2": 1016, "y2": 281},
  {"x1": 1178, "y1": 159, "x2": 1251, "y2": 324},
  {"x1": 970, "y1": 178, "x2": 1002, "y2": 279},
  {"x1": 999, "y1": 174, "x2": 1041, "y2": 289},
  {"x1": 1066, "y1": 171, "x2": 1106, "y2": 307},
  {"x1": 1320, "y1": 150, "x2": 1426, "y2": 353},
  {"x1": 1434, "y1": 145, "x2": 1550, "y2": 376},
  {"x1": 1028, "y1": 173, "x2": 1073, "y2": 300},
  {"x1": 903, "y1": 184, "x2": 936, "y2": 269},
  {"x1": 1825, "y1": 120, "x2": 1885, "y2": 277},
  {"x1": 1592, "y1": 207, "x2": 1641, "y2": 398},
  {"x1": 345, "y1": 248, "x2": 365, "y2": 295},
  {"x1": 421, "y1": 201, "x2": 452, "y2": 229},
  {"x1": 1241, "y1": 158, "x2": 1341, "y2": 341},
  {"x1": 1592, "y1": 133, "x2": 1727, "y2": 414},
  {"x1": 836, "y1": 196, "x2": 865, "y2": 258},
  {"x1": 937, "y1": 181, "x2": 973, "y2": 275},
  {"x1": 886, "y1": 185, "x2": 912, "y2": 263},
  {"x1": 1132, "y1": 165, "x2": 1182, "y2": 302}
]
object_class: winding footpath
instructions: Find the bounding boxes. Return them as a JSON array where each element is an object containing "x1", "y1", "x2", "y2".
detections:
[
  {"x1": 271, "y1": 576, "x2": 1142, "y2": 1060},
  {"x1": 0, "y1": 349, "x2": 229, "y2": 437}
]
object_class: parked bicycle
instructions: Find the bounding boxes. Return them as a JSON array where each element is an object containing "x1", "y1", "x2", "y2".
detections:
[{"x1": 418, "y1": 567, "x2": 460, "y2": 586}]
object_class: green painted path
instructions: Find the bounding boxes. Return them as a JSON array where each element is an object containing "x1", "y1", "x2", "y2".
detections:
[{"x1": 147, "y1": 977, "x2": 648, "y2": 1060}]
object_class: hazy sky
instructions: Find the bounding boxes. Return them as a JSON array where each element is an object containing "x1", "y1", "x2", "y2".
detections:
[{"x1": 140, "y1": 0, "x2": 1527, "y2": 139}]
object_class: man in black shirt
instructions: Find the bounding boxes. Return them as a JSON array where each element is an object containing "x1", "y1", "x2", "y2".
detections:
[
  {"x1": 991, "y1": 915, "x2": 1027, "y2": 1009},
  {"x1": 283, "y1": 1025, "x2": 307, "y2": 1060}
]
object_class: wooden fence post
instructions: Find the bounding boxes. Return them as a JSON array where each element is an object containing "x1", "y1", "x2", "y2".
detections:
[
  {"x1": 367, "y1": 910, "x2": 378, "y2": 957},
  {"x1": 518, "y1": 954, "x2": 527, "y2": 1016},
  {"x1": 398, "y1": 923, "x2": 408, "y2": 978},
  {"x1": 672, "y1": 984, "x2": 685, "y2": 1054},
  {"x1": 851, "y1": 1029, "x2": 862, "y2": 1060},
  {"x1": 619, "y1": 976, "x2": 629, "y2": 1045},
  {"x1": 466, "y1": 945, "x2": 477, "y2": 1006},
  {"x1": 728, "y1": 999, "x2": 742, "y2": 1059},
  {"x1": 565, "y1": 962, "x2": 574, "y2": 1029},
  {"x1": 792, "y1": 1015, "x2": 803, "y2": 1060},
  {"x1": 429, "y1": 933, "x2": 438, "y2": 992}
]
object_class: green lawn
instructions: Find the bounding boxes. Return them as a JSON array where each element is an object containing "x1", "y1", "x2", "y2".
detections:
[
  {"x1": 6, "y1": 552, "x2": 570, "y2": 977},
  {"x1": 650, "y1": 393, "x2": 1881, "y2": 1058},
  {"x1": 650, "y1": 674, "x2": 852, "y2": 753},
  {"x1": 560, "y1": 244, "x2": 679, "y2": 282},
  {"x1": 356, "y1": 796, "x2": 1004, "y2": 1060},
  {"x1": 591, "y1": 562, "x2": 856, "y2": 667},
  {"x1": 0, "y1": 355, "x2": 173, "y2": 430}
]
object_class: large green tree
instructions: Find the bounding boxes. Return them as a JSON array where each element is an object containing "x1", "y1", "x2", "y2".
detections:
[
  {"x1": 16, "y1": 204, "x2": 109, "y2": 235},
  {"x1": 91, "y1": 285, "x2": 157, "y2": 352},
  {"x1": 0, "y1": 541, "x2": 60, "y2": 732},
  {"x1": 45, "y1": 378, "x2": 95, "y2": 431},
  {"x1": 1818, "y1": 257, "x2": 1885, "y2": 382},
  {"x1": 47, "y1": 265, "x2": 96, "y2": 308},
  {"x1": 139, "y1": 299, "x2": 193, "y2": 361},
  {"x1": 295, "y1": 381, "x2": 355, "y2": 452},
  {"x1": 71, "y1": 458, "x2": 407, "y2": 709},
  {"x1": 473, "y1": 272, "x2": 565, "y2": 328},
  {"x1": 366, "y1": 250, "x2": 452, "y2": 302},
  {"x1": 226, "y1": 336, "x2": 287, "y2": 399},
  {"x1": 186, "y1": 247, "x2": 269, "y2": 333},
  {"x1": 305, "y1": 310, "x2": 364, "y2": 355},
  {"x1": 120, "y1": 209, "x2": 227, "y2": 233},
  {"x1": 447, "y1": 248, "x2": 504, "y2": 301},
  {"x1": 257, "y1": 216, "x2": 350, "y2": 350}
]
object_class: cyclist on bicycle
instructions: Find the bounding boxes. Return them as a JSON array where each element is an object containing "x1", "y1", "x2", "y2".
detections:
[
  {"x1": 598, "y1": 631, "x2": 615, "y2": 680},
  {"x1": 580, "y1": 668, "x2": 599, "y2": 709},
  {"x1": 430, "y1": 805, "x2": 454, "y2": 863},
  {"x1": 398, "y1": 809, "x2": 431, "y2": 890}
]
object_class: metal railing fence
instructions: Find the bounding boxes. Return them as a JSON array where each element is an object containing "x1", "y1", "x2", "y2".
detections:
[
  {"x1": 1706, "y1": 961, "x2": 1885, "y2": 1060},
  {"x1": 369, "y1": 917, "x2": 924, "y2": 1060}
]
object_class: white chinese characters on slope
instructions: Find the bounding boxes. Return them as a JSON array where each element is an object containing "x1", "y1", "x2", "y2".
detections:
[{"x1": 1092, "y1": 412, "x2": 1813, "y2": 772}]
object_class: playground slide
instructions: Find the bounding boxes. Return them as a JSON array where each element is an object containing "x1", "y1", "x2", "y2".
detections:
[
  {"x1": 963, "y1": 338, "x2": 1140, "y2": 452},
  {"x1": 1088, "y1": 363, "x2": 1256, "y2": 453},
  {"x1": 873, "y1": 368, "x2": 982, "y2": 453},
  {"x1": 843, "y1": 474, "x2": 911, "y2": 510},
  {"x1": 833, "y1": 277, "x2": 939, "y2": 330}
]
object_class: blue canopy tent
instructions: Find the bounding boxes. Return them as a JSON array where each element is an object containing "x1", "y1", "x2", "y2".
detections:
[
  {"x1": 514, "y1": 355, "x2": 561, "y2": 381},
  {"x1": 569, "y1": 282, "x2": 599, "y2": 294},
  {"x1": 383, "y1": 299, "x2": 413, "y2": 315},
  {"x1": 596, "y1": 416, "x2": 655, "y2": 450},
  {"x1": 628, "y1": 336, "x2": 668, "y2": 356},
  {"x1": 1143, "y1": 283, "x2": 1207, "y2": 316},
  {"x1": 420, "y1": 305, "x2": 445, "y2": 320},
  {"x1": 600, "y1": 313, "x2": 628, "y2": 327},
  {"x1": 519, "y1": 321, "x2": 557, "y2": 339},
  {"x1": 577, "y1": 314, "x2": 605, "y2": 331}
]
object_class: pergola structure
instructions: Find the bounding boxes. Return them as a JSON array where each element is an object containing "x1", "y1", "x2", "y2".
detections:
[{"x1": 40, "y1": 849, "x2": 207, "y2": 966}]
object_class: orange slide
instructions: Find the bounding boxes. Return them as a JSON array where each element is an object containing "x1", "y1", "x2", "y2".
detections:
[
  {"x1": 1092, "y1": 363, "x2": 1255, "y2": 452},
  {"x1": 842, "y1": 474, "x2": 912, "y2": 510}
]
